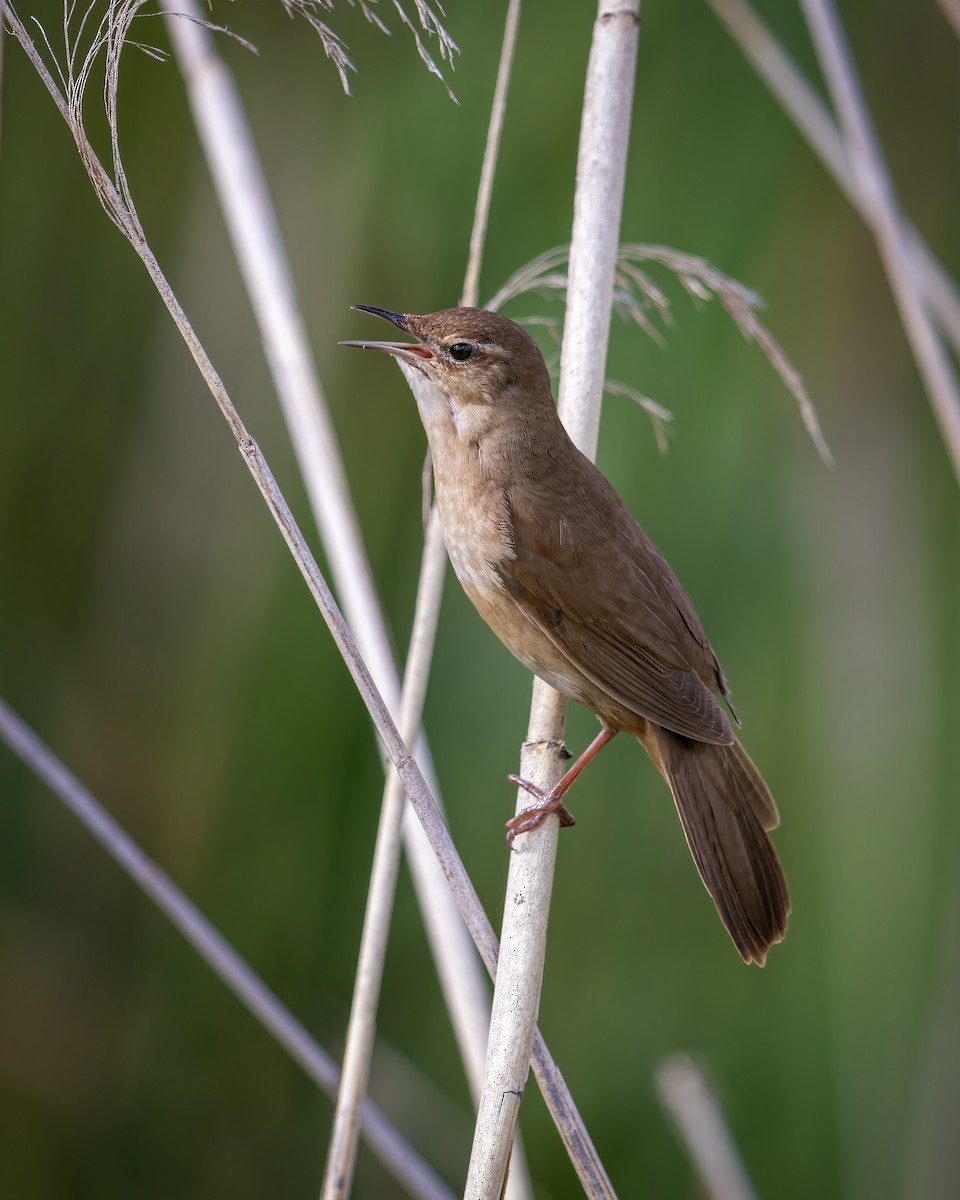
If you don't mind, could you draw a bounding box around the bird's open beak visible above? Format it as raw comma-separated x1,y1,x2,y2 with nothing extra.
340,305,434,364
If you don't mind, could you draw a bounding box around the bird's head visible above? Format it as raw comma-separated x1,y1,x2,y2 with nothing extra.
341,306,555,425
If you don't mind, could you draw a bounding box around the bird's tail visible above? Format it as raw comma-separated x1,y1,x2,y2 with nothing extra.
651,729,790,965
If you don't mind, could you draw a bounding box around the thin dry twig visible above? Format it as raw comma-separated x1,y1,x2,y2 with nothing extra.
656,1055,758,1200
490,243,833,465
0,697,455,1200
460,0,519,308
799,0,960,482
464,3,640,1196
704,0,960,360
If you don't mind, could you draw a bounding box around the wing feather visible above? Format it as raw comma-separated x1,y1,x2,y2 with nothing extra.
500,471,734,745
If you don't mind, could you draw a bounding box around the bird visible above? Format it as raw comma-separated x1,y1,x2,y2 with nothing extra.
342,305,789,965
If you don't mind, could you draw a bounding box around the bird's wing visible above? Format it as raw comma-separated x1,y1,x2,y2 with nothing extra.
499,473,734,745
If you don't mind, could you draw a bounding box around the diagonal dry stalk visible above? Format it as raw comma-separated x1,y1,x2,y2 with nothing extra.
655,1056,758,1200
705,0,960,396
0,697,454,1200
463,3,640,1196
4,1,610,1190
936,0,960,39
321,3,526,1197
797,0,960,482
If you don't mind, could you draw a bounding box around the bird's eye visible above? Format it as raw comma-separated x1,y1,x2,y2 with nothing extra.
448,342,474,362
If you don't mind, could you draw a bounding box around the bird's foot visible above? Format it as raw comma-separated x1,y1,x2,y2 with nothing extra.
505,775,576,847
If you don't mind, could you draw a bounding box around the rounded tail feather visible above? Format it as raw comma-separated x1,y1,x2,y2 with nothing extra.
653,729,790,965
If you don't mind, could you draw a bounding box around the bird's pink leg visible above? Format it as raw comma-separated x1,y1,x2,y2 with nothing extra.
506,727,618,846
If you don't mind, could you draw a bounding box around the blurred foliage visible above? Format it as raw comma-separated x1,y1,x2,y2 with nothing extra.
2,1,959,1197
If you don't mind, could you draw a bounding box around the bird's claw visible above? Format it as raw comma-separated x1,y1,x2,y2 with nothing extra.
505,774,576,847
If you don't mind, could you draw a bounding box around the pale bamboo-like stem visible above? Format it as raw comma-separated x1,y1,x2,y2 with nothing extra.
798,0,960,483
160,0,387,676
655,1056,758,1200
158,0,494,1160
5,6,609,1188
322,5,526,1196
464,3,640,1196
705,0,960,358
0,697,454,1200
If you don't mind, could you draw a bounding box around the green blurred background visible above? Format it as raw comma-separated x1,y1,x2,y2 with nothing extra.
2,1,959,1196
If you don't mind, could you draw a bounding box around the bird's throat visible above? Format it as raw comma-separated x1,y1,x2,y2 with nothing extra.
398,361,497,463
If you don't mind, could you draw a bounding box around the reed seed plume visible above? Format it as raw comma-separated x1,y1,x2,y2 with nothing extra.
490,243,833,465
282,0,459,98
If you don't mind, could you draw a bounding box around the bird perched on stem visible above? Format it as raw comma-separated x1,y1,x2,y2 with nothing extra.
343,306,789,965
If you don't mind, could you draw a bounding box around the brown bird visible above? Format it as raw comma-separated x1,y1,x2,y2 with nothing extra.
343,305,789,965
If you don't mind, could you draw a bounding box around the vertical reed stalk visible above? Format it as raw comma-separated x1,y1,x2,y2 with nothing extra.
464,3,640,1196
